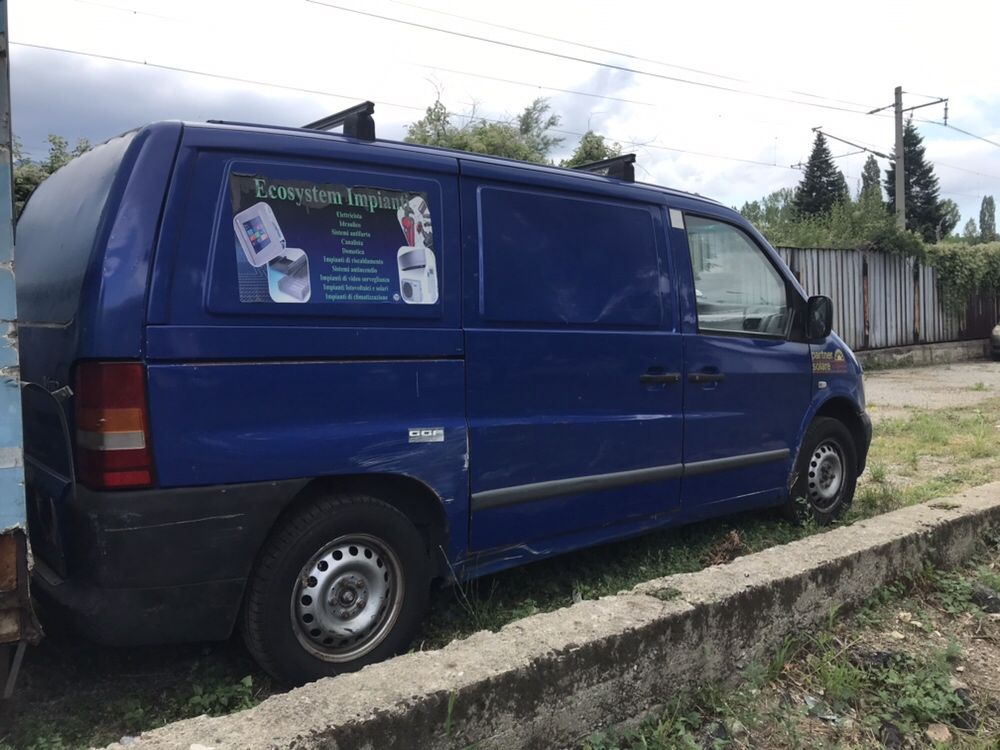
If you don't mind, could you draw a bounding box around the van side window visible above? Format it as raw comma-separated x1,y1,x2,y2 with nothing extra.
478,187,663,326
685,215,790,337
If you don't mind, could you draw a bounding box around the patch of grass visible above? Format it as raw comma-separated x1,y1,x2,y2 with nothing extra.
419,514,814,647
584,543,1000,749
0,647,267,750
868,460,888,484
969,381,990,391
977,566,1000,594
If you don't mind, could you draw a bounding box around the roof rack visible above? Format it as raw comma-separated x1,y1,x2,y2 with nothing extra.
303,101,376,141
572,153,636,183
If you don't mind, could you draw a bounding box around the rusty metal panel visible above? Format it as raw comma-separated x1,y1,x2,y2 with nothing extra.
0,0,30,649
772,246,998,351
0,533,13,591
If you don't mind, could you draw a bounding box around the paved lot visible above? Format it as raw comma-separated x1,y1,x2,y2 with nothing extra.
865,360,1000,422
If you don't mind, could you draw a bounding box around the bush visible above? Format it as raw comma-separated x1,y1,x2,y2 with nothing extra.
924,242,1000,309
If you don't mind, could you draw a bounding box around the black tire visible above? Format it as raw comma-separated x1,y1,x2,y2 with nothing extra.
242,493,431,686
784,417,858,525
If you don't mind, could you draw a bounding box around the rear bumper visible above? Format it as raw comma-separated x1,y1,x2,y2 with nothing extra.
29,478,308,645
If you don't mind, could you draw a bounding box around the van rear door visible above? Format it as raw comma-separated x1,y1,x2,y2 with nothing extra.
17,125,181,574
462,164,682,552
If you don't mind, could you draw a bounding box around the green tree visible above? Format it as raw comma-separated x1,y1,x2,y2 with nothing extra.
516,99,562,162
793,132,849,217
937,199,961,240
13,134,91,217
560,130,622,168
859,154,882,202
43,134,91,173
740,187,797,231
962,218,979,243
405,97,562,163
884,120,946,243
979,195,997,242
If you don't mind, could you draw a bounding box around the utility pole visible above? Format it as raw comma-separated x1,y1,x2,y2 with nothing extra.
869,88,948,232
894,86,905,230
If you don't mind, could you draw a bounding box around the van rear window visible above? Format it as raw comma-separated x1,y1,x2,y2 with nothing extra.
16,131,136,324
478,187,662,326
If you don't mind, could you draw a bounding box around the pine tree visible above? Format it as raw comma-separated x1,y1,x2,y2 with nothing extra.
793,132,850,217
884,120,945,242
859,155,882,202
979,195,997,242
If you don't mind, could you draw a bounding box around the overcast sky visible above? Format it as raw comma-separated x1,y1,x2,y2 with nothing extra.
10,0,1000,226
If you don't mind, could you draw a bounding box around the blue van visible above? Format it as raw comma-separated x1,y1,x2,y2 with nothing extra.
17,106,871,685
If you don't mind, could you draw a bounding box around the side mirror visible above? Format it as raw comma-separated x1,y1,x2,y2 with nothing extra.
806,295,833,340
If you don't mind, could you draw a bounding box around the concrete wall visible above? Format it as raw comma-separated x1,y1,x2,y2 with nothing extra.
106,483,1000,750
856,338,989,369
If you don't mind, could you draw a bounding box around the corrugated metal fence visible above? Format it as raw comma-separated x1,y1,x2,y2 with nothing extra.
775,247,1000,352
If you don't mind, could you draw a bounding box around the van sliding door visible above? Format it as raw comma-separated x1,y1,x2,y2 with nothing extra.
461,167,683,552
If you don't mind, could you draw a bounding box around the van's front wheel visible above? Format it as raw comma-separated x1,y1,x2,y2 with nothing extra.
242,494,430,685
785,417,858,525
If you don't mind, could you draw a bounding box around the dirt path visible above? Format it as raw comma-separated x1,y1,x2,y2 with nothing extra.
864,361,1000,422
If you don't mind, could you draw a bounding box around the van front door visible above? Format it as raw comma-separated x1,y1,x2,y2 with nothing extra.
461,169,683,553
678,213,810,510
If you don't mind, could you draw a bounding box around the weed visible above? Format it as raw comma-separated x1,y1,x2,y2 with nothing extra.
929,570,976,614
702,530,745,566
443,690,458,736
650,586,682,602
872,652,965,729
186,675,256,716
854,478,899,515
868,461,888,484
970,381,989,391
977,567,1000,594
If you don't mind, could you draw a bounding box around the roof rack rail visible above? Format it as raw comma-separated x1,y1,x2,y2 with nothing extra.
572,153,636,183
303,101,376,141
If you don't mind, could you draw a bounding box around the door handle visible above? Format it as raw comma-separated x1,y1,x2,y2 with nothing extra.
639,372,681,384
688,372,726,384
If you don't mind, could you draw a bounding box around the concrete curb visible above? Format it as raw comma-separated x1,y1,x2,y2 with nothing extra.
106,483,1000,750
856,338,989,369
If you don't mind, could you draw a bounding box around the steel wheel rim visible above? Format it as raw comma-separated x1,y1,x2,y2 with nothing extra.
291,533,404,662
808,440,844,511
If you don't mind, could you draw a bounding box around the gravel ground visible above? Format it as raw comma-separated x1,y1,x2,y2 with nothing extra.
864,360,1000,422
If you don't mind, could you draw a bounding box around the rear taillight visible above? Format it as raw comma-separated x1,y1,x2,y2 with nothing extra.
74,362,154,490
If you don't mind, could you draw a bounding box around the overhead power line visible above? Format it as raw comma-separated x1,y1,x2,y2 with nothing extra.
386,0,876,111
417,64,658,108
917,119,1000,149
304,0,876,116
387,0,744,84
11,41,798,173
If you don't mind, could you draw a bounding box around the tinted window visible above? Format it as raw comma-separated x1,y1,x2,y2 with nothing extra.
479,187,662,326
16,131,136,324
685,215,790,336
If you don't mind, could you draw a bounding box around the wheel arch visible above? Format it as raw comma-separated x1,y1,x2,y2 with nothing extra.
268,473,452,580
812,397,868,473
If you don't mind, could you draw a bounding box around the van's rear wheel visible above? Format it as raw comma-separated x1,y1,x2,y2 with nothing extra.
785,417,858,525
242,494,430,685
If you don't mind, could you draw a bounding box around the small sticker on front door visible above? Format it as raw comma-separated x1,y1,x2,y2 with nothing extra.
669,209,685,229
409,427,445,443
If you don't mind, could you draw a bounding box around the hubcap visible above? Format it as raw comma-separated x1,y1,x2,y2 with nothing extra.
808,441,844,510
291,534,404,662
